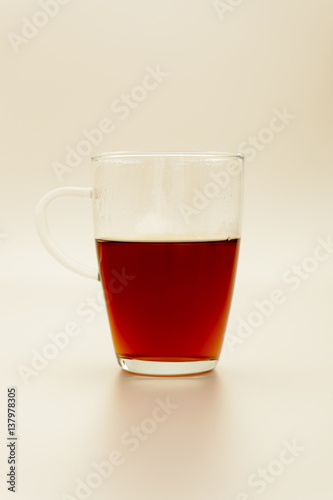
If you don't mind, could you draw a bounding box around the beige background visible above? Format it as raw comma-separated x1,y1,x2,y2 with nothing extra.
1,0,333,499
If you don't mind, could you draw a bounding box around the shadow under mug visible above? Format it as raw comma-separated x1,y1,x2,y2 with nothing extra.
36,152,244,376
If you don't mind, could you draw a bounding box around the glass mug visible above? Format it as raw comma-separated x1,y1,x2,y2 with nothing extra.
36,152,244,376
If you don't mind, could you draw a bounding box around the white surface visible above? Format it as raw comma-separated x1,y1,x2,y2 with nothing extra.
1,238,332,500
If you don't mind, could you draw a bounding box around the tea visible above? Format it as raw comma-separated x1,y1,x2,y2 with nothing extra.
96,239,239,363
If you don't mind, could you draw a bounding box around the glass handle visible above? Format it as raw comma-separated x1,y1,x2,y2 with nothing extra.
35,187,99,280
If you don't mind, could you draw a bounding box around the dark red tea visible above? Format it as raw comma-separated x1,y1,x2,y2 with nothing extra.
96,239,239,362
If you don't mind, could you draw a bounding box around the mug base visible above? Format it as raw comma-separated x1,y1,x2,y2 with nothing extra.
117,356,218,376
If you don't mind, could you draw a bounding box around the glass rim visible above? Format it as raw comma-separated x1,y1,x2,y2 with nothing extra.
91,151,244,162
